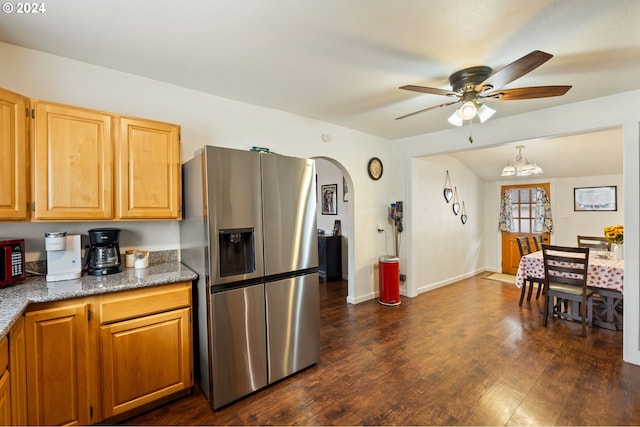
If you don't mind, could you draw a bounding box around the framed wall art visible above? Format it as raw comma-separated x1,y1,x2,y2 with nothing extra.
574,186,617,211
321,184,338,215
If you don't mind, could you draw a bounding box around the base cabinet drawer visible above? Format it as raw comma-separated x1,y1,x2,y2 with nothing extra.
100,307,193,418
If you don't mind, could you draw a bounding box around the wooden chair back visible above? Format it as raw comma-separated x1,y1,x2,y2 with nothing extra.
542,244,591,336
516,236,533,257
577,235,610,251
532,235,545,251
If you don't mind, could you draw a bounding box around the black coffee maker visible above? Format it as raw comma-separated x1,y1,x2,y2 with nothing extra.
86,228,122,276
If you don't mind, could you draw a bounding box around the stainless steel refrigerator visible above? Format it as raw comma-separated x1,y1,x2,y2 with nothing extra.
180,146,319,410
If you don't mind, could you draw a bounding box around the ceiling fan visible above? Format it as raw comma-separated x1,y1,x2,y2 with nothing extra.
396,50,571,126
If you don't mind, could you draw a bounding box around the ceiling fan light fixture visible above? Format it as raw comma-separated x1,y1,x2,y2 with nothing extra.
458,101,477,120
501,145,544,177
477,104,496,123
447,110,464,126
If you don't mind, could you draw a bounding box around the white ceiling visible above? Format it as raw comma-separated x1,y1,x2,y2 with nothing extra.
446,127,622,181
0,0,633,179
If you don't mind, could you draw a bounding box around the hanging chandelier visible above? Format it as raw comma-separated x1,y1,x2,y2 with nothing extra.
501,145,543,177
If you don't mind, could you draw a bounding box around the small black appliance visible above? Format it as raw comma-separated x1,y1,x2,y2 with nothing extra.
86,228,122,276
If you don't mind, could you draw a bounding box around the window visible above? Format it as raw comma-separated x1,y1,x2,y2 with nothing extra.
509,188,543,233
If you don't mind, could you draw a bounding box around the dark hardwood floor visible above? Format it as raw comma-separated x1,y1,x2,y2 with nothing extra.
123,274,640,425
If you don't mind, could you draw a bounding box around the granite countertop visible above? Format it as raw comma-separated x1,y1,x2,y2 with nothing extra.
0,261,198,340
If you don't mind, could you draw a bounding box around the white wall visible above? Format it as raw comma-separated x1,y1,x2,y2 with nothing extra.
0,41,392,304
551,175,624,246
408,155,484,296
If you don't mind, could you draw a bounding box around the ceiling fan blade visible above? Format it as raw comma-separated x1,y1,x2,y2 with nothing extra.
399,85,457,97
395,100,460,120
484,85,572,100
478,50,553,91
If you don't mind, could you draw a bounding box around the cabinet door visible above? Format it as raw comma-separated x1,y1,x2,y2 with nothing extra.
9,317,27,426
0,336,9,425
25,304,91,426
0,87,28,221
100,307,192,418
31,101,114,220
0,370,10,426
117,117,181,219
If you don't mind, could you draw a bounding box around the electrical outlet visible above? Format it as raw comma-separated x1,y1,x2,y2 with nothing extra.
399,274,406,282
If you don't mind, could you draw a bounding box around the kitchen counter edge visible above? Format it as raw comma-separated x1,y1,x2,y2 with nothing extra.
0,261,198,340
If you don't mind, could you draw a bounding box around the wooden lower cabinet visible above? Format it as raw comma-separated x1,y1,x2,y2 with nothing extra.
0,369,11,426
22,281,192,425
9,317,27,426
25,303,92,426
100,308,192,418
0,336,11,425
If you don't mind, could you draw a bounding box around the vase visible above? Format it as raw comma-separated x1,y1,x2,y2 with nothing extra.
611,243,624,260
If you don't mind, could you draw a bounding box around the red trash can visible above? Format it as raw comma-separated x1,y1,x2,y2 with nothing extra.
378,255,400,306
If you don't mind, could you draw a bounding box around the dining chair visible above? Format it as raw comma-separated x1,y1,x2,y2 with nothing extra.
577,235,611,251
516,236,544,305
532,235,545,251
542,244,593,337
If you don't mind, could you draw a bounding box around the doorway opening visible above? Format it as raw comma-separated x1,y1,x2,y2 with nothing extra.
313,157,353,308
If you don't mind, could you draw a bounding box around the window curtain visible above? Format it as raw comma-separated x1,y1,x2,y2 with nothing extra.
535,187,554,233
498,190,513,231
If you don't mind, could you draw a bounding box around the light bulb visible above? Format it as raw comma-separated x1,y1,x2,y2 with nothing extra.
458,101,477,120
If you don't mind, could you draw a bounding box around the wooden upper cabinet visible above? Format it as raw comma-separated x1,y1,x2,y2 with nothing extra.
0,87,29,221
31,101,114,220
1,86,182,222
116,117,181,219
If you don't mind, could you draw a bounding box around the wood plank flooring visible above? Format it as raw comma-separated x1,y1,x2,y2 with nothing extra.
122,274,640,425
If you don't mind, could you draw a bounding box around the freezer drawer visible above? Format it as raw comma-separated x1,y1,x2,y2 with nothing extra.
265,273,320,383
211,283,267,409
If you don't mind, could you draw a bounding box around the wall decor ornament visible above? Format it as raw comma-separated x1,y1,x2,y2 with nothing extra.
343,176,349,202
452,187,460,215
460,201,467,224
443,170,453,203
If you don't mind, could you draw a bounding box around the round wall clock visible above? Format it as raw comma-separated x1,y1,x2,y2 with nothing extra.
367,157,383,180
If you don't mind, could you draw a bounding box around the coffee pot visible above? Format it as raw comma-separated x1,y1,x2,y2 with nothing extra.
86,228,122,276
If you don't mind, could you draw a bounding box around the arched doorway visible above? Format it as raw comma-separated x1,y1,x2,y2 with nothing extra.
314,157,354,307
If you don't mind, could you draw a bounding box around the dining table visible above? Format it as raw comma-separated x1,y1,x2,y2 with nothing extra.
515,250,624,330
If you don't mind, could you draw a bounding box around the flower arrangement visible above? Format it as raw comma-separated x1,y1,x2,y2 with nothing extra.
604,225,623,244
